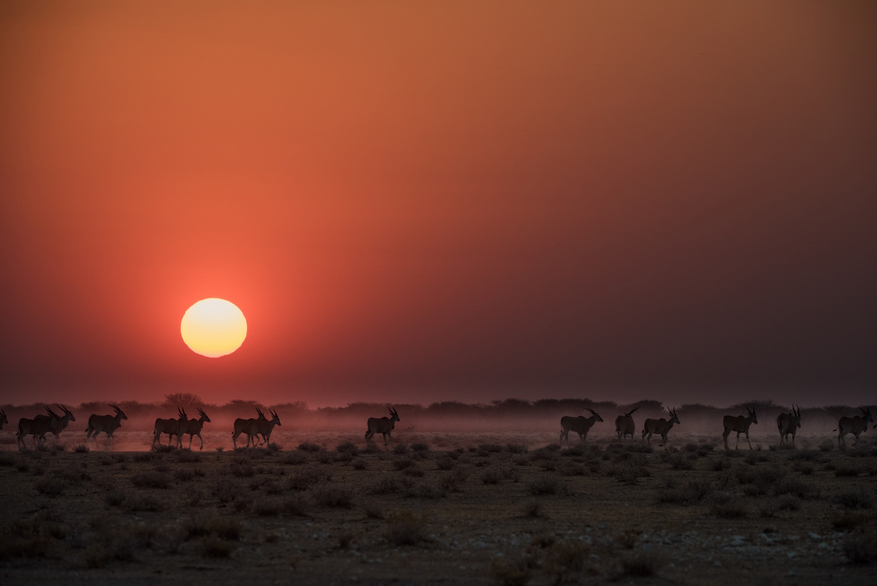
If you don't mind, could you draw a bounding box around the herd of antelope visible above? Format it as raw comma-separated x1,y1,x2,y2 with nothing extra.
3,403,876,452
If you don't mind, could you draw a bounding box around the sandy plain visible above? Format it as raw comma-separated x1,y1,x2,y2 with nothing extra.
1,430,876,585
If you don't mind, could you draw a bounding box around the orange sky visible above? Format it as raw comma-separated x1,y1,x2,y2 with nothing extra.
1,1,875,407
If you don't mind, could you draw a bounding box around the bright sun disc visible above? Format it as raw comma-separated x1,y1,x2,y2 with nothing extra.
181,298,247,358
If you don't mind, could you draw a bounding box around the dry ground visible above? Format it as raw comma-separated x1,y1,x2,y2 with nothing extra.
1,431,876,585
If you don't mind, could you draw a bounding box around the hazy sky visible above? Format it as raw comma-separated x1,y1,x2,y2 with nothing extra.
1,1,875,408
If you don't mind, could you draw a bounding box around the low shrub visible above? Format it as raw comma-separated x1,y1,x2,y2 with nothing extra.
131,471,171,489
529,476,567,496
384,511,428,546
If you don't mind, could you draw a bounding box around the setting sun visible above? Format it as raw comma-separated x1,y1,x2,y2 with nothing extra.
180,298,247,358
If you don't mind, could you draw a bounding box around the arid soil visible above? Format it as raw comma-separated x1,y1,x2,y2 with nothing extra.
1,431,876,585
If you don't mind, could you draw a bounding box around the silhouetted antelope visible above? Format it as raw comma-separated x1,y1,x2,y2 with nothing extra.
254,408,282,446
722,405,758,450
232,408,266,448
642,407,680,448
0,408,7,430
34,405,76,442
615,407,639,440
559,408,603,444
834,407,873,449
17,407,59,450
152,408,188,449
173,407,211,450
365,406,399,445
777,405,801,446
86,404,128,447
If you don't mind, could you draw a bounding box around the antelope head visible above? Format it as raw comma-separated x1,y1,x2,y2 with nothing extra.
269,408,281,426
197,408,210,422
255,408,266,420
746,405,757,424
793,404,801,428
0,409,7,425
861,407,873,425
110,404,128,420
668,407,680,425
44,405,61,419
58,405,75,421
586,408,603,422
178,407,188,420
388,406,400,422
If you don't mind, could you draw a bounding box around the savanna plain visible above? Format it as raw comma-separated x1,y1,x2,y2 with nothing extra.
2,427,877,586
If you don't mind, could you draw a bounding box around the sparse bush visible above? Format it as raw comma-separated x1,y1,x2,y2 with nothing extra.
200,536,236,558
351,458,367,470
176,450,201,463
666,453,695,470
211,476,242,503
174,469,195,482
184,515,241,541
831,511,875,532
370,476,405,495
777,495,801,511
843,529,877,564
411,442,429,452
506,443,528,454
297,442,322,452
658,479,713,504
313,485,354,508
253,497,283,516
336,442,359,455
35,476,66,497
436,456,456,470
282,494,310,517
281,451,308,465
131,471,171,489
620,551,663,577
543,539,587,583
819,440,835,452
490,557,532,586
522,499,546,518
836,490,873,510
712,501,747,518
392,444,409,455
104,490,125,507
122,493,164,512
384,511,427,546
835,464,862,477
393,458,417,471
710,458,732,471
529,476,567,496
287,467,331,491
133,452,160,463
73,444,89,453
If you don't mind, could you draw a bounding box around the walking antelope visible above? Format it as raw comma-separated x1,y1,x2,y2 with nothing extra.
615,407,639,440
722,405,758,450
834,407,873,449
85,404,128,447
232,408,266,448
34,405,76,441
642,407,680,448
173,408,211,450
559,408,604,444
253,408,282,446
0,408,7,430
777,405,802,446
152,408,188,449
365,406,400,445
17,407,59,450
